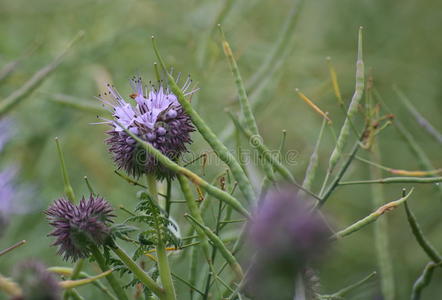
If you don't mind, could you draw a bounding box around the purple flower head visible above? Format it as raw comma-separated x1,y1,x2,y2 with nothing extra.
98,75,196,179
12,261,61,300
46,195,115,262
244,185,331,299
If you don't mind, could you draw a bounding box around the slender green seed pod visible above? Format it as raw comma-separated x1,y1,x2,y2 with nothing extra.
404,202,442,263
302,117,327,192
151,37,255,203
411,262,439,300
328,27,364,172
177,175,211,260
333,188,413,239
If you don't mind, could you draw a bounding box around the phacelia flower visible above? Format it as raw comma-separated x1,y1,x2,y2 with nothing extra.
98,75,196,179
12,261,61,300
46,195,115,262
244,185,331,300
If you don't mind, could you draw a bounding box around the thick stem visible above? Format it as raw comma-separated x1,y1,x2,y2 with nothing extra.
89,245,128,300
147,174,177,300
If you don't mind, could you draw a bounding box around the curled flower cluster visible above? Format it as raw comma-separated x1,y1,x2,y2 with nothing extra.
46,195,115,262
99,76,196,179
12,261,61,300
244,185,331,300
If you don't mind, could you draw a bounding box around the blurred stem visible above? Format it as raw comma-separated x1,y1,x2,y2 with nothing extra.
0,31,84,117
0,240,26,257
89,245,128,300
147,174,177,300
324,272,377,298
370,141,395,300
55,137,75,203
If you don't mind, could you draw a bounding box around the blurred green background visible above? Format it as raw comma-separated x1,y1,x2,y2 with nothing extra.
0,0,441,299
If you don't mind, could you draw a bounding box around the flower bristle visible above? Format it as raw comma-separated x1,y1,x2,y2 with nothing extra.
45,195,115,262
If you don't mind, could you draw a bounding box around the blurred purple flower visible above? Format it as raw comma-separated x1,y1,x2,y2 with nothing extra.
98,75,196,179
244,185,331,299
46,195,115,262
12,260,61,300
0,118,14,152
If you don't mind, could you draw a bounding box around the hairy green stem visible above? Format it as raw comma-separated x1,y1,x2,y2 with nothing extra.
89,245,128,300
147,175,177,300
111,245,165,298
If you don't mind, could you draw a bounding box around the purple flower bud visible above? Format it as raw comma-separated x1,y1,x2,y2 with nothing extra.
166,109,177,120
156,126,167,136
146,132,157,141
244,185,331,299
98,75,196,179
46,195,115,262
12,261,61,300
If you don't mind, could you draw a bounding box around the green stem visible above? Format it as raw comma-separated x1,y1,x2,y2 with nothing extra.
185,214,244,280
55,137,75,203
0,240,26,257
411,262,440,300
339,176,442,185
228,113,321,201
111,245,165,298
152,36,255,203
326,272,377,298
89,245,128,300
404,202,442,263
177,175,211,260
147,174,177,300
370,141,395,300
116,120,249,218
